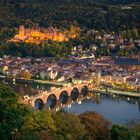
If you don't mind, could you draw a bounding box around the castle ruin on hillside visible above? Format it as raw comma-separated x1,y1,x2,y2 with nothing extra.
10,25,70,44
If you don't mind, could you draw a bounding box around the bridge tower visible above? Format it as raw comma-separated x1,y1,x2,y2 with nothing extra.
96,71,101,87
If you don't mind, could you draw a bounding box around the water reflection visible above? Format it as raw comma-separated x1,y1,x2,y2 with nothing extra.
59,91,69,104
64,94,140,124
35,98,44,110
71,88,79,101
2,80,53,96
81,86,88,97
46,94,57,109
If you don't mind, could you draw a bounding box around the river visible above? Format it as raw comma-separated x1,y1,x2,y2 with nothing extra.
64,95,140,124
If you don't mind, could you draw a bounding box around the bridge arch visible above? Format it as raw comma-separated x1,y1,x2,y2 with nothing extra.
81,85,89,97
46,94,57,109
34,98,44,110
59,90,69,105
71,87,79,101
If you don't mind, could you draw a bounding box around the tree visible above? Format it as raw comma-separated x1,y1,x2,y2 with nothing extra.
130,123,140,140
126,30,132,40
79,111,111,140
69,22,81,39
0,84,18,112
18,133,40,140
132,28,139,39
110,125,134,140
35,130,52,140
0,84,31,140
22,70,32,80
53,111,86,140
20,110,56,137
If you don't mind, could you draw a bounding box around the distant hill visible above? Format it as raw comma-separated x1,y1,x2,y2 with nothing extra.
0,0,139,31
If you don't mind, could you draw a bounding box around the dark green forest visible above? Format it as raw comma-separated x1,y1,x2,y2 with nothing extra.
0,0,139,30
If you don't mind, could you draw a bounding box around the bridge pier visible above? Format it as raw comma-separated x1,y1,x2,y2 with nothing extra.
28,99,34,108
55,96,72,109
66,96,72,105
42,104,48,110
55,99,61,109
78,94,84,99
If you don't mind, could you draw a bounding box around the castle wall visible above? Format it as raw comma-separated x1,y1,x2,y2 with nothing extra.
11,25,69,43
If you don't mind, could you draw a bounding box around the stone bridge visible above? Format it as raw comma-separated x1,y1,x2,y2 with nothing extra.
25,82,93,109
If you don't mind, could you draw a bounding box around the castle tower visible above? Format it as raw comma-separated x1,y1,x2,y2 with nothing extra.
58,32,63,42
19,25,25,36
53,28,59,41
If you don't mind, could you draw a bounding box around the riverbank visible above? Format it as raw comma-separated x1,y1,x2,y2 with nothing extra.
0,75,64,87
91,87,140,98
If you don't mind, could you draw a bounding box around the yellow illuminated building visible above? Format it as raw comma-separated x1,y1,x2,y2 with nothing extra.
10,25,70,44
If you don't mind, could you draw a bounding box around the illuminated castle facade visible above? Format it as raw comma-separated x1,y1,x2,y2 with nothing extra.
10,25,69,44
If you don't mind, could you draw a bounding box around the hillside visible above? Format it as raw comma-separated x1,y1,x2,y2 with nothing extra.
0,0,139,31
0,0,139,58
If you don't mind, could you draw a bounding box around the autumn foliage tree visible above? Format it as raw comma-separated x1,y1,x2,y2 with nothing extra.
79,111,111,140
53,111,86,140
22,70,32,80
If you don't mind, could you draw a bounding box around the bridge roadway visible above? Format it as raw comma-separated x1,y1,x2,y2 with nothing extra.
24,82,93,108
91,88,140,98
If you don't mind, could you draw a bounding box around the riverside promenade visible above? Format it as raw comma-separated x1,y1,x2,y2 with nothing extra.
91,88,140,98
